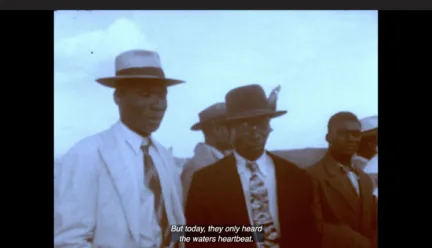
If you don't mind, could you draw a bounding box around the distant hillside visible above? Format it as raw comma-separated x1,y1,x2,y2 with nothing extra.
272,148,327,168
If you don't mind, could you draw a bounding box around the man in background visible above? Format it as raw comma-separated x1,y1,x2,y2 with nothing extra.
55,49,185,248
353,115,378,196
308,112,377,248
364,156,378,197
186,85,320,248
353,115,378,170
181,102,233,201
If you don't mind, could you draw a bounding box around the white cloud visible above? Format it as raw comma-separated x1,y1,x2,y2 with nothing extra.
55,18,156,72
55,17,159,157
54,11,377,158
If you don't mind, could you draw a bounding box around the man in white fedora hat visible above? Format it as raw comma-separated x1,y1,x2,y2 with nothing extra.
352,115,378,196
55,49,186,248
181,102,233,202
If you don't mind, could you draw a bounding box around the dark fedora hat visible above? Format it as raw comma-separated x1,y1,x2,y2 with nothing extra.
95,49,185,88
191,102,227,131
225,84,287,121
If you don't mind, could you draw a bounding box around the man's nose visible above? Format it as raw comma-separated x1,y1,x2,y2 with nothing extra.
348,133,360,141
250,129,263,139
152,98,167,110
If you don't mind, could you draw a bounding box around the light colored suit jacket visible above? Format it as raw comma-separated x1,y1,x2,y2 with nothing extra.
54,122,185,248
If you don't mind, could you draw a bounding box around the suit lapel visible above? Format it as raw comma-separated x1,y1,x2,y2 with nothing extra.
358,171,374,234
323,156,359,212
217,155,250,225
150,139,185,227
270,153,290,237
269,152,317,245
99,123,141,243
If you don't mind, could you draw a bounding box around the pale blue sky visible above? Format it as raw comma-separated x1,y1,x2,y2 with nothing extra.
54,10,377,158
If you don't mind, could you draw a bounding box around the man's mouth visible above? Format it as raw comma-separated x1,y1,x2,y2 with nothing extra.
148,114,164,121
147,116,163,126
148,117,161,121
249,142,263,150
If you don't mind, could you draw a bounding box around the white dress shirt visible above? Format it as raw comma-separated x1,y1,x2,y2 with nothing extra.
234,151,280,247
118,122,163,247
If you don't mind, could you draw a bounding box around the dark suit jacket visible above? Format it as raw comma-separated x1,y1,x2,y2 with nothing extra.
307,154,378,248
185,152,321,248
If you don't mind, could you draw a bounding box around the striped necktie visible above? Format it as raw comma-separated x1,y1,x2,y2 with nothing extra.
141,140,169,247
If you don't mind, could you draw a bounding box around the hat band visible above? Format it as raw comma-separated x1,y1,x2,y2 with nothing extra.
116,67,166,78
199,117,225,124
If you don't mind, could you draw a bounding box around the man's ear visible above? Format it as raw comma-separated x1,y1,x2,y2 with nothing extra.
114,89,121,105
325,133,330,143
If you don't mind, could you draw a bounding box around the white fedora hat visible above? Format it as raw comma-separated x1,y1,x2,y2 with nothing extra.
360,115,378,133
95,49,185,88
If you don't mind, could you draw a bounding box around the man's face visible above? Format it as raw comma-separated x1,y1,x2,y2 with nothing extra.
231,116,271,158
327,120,362,156
116,81,168,135
361,133,378,153
206,122,233,151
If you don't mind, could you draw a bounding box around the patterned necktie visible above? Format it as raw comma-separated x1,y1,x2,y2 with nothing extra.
141,141,169,247
247,161,280,248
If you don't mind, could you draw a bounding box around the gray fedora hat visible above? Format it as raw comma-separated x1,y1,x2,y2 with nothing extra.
225,84,287,121
95,49,185,88
191,102,227,131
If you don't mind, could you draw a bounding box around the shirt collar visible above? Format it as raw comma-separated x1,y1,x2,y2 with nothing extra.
203,143,224,160
117,121,151,155
234,150,268,176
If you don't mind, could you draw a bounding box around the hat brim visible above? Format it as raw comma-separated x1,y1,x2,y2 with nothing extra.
226,109,287,122
191,122,203,131
95,75,185,88
362,128,378,137
190,118,228,131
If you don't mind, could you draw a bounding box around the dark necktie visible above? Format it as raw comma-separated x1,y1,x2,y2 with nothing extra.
340,164,360,196
141,141,169,247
